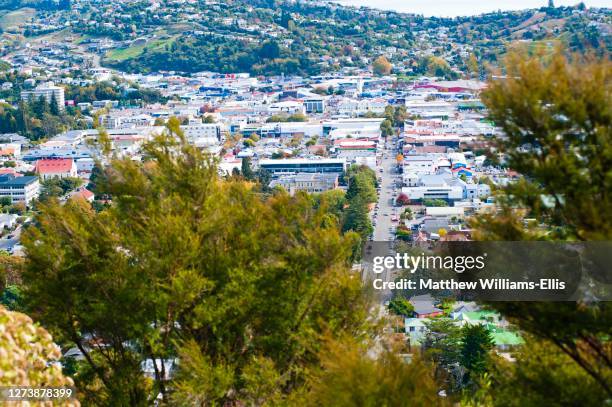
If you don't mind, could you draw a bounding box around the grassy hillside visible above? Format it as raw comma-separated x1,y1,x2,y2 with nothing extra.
0,7,35,30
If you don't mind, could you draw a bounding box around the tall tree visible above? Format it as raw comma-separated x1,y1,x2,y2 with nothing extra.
240,156,255,180
461,325,494,381
50,92,60,116
372,56,392,76
21,119,372,405
475,49,612,401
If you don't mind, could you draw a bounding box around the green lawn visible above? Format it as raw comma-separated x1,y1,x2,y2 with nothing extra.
105,37,176,61
0,7,36,30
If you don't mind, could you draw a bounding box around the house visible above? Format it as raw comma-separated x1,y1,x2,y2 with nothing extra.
405,317,428,346
0,174,40,205
451,306,524,351
410,294,443,318
35,158,78,180
69,187,95,203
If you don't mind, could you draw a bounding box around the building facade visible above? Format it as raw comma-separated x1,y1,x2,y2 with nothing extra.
270,173,338,195
0,175,40,205
260,158,347,175
21,82,65,111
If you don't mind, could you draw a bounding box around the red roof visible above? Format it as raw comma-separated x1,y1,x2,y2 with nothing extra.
35,158,75,174
70,187,94,202
0,168,21,176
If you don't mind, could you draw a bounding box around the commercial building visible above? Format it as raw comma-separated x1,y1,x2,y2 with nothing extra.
260,158,347,175
0,174,40,205
270,173,339,195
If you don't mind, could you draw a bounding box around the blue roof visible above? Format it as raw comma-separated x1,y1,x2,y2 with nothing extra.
0,175,38,186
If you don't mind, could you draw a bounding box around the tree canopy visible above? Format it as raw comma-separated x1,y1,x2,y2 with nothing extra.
21,120,373,405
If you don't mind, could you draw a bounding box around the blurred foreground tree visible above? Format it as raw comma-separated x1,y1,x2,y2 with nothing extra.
21,118,373,405
475,49,612,402
0,306,78,406
302,336,446,407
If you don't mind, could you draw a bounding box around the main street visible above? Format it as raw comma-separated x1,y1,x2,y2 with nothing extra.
373,136,401,242
364,135,402,304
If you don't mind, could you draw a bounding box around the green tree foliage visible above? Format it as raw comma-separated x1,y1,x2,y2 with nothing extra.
474,49,612,401
64,80,166,105
0,94,86,141
0,284,24,312
380,118,394,137
342,196,373,241
304,337,446,407
346,166,377,204
393,105,408,127
479,50,611,241
461,324,494,382
267,113,308,123
388,297,415,316
240,156,255,180
422,318,463,390
341,165,377,243
372,55,392,76
488,337,610,406
423,198,448,207
313,189,347,227
39,177,83,201
21,120,372,405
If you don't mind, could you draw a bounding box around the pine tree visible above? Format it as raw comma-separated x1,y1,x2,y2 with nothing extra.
49,92,60,116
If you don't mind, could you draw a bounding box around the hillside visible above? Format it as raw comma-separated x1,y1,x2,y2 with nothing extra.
3,0,611,76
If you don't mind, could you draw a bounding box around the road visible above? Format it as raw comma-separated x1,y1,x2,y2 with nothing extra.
0,225,23,253
365,136,402,303
373,137,401,241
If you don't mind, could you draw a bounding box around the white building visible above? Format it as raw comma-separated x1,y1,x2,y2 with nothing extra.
401,173,464,202
270,173,339,195
181,123,222,140
21,82,65,111
0,175,40,205
337,98,386,116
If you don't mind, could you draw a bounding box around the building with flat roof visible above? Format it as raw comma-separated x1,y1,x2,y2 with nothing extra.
260,158,347,175
0,174,40,205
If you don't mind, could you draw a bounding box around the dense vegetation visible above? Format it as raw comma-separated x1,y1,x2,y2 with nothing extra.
471,50,612,404
83,0,609,75
20,119,374,404
0,73,165,140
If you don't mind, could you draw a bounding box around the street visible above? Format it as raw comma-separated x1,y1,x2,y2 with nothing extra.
0,225,23,254
366,136,402,303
